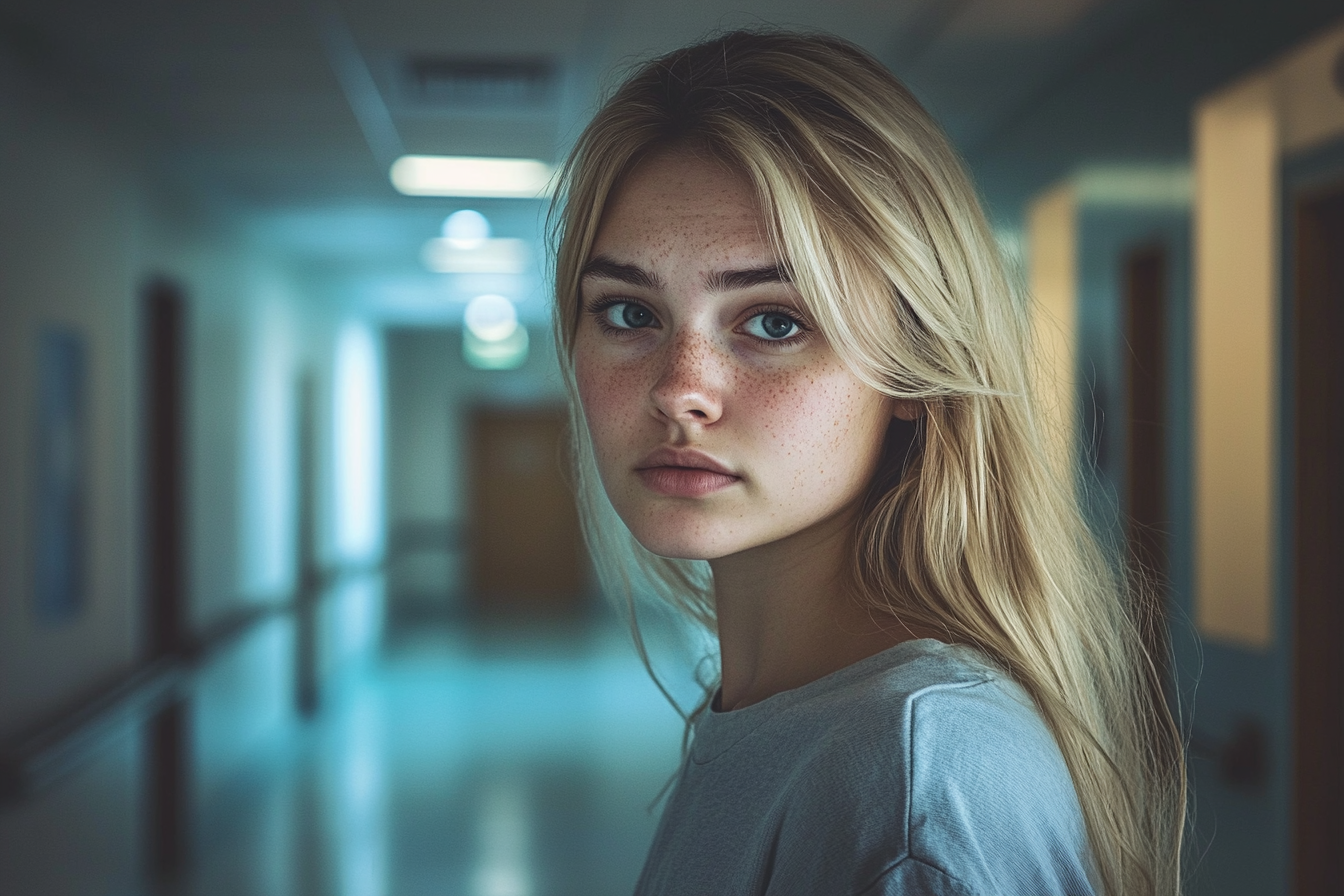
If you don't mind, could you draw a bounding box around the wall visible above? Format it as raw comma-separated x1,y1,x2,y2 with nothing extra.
1023,16,1344,881
0,50,147,743
0,51,147,896
0,45,384,895
1182,22,1344,895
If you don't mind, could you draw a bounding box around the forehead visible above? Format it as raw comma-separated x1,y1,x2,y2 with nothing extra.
590,151,775,265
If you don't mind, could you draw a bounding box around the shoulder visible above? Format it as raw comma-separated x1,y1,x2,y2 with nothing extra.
906,661,1076,809
901,654,1098,895
780,642,1097,895
793,640,1025,775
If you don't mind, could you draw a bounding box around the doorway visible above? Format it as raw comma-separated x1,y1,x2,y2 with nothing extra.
467,407,588,617
141,277,189,881
1122,243,1171,671
1290,181,1344,896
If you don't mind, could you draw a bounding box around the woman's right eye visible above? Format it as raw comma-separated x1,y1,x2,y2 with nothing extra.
601,302,658,330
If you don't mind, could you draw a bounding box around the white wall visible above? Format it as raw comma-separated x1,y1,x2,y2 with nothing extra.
0,45,383,896
0,53,145,741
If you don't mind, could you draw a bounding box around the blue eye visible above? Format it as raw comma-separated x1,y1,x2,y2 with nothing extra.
744,312,801,340
604,302,656,329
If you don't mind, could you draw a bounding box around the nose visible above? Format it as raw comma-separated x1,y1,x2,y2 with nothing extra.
649,328,725,427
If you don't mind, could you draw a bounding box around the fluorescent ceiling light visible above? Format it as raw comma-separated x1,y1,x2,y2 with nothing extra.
390,155,554,198
422,237,528,274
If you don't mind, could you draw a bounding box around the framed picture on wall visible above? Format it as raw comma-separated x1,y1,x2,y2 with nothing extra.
34,325,87,623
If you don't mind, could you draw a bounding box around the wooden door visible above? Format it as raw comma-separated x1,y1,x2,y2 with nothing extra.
1290,181,1344,896
467,407,587,616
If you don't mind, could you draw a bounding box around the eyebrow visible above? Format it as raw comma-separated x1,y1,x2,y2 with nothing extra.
580,255,791,293
579,257,664,291
705,264,791,292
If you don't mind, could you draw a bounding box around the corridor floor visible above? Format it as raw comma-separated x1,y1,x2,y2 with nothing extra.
178,620,692,896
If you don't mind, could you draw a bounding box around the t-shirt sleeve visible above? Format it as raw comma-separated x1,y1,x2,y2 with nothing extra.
902,680,1098,896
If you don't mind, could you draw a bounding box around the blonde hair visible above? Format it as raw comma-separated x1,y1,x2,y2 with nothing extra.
551,30,1185,896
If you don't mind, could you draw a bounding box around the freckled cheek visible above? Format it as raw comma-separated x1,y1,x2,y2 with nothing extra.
741,372,841,440
575,351,645,457
747,373,887,486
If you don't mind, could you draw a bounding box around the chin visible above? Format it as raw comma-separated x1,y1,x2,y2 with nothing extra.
622,516,741,562
629,531,723,562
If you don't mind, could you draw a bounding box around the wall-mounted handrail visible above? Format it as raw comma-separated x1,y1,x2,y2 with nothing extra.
0,562,376,807
0,600,294,805
0,657,185,802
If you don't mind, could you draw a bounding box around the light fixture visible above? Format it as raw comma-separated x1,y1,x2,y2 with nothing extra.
442,209,490,248
390,155,554,198
422,238,528,274
463,326,528,371
423,209,530,274
463,294,518,342
462,294,528,370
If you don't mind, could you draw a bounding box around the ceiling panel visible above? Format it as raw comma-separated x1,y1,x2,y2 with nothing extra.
948,0,1100,38
395,116,562,160
342,0,591,56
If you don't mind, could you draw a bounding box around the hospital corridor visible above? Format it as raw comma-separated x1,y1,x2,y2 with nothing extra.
2,0,1344,894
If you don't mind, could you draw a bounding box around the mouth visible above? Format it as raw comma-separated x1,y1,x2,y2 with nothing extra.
634,448,741,498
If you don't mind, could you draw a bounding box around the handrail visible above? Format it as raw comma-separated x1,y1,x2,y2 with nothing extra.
0,601,294,805
0,657,186,802
0,563,377,806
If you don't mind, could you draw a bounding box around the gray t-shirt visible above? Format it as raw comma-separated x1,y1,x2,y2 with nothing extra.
635,639,1097,895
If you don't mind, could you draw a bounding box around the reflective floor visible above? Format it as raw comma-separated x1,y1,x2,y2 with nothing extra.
0,613,693,896
178,621,689,896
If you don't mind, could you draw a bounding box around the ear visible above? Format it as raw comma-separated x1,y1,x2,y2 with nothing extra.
892,399,924,422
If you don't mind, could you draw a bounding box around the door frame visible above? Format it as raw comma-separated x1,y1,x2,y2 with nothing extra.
1281,136,1344,896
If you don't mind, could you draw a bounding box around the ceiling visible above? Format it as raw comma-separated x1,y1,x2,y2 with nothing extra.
0,0,1161,197
1,0,1339,321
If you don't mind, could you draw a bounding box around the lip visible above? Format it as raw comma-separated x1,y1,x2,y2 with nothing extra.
634,447,741,497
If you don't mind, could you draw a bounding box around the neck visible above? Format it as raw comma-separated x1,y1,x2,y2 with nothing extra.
708,504,916,711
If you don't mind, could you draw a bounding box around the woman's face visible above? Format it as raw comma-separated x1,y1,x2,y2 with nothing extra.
573,151,899,561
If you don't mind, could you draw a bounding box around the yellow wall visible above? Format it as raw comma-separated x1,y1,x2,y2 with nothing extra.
1192,20,1344,648
1026,182,1078,470
1192,76,1279,648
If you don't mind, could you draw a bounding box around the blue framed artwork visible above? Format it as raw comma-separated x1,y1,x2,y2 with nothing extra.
34,326,87,623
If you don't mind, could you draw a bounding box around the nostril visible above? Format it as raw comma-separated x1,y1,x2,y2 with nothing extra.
689,409,708,419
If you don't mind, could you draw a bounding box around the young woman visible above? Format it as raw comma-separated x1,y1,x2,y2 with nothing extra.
551,30,1185,896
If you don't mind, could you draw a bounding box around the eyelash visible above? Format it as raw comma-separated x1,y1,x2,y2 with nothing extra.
584,297,813,347
740,305,812,345
585,298,656,337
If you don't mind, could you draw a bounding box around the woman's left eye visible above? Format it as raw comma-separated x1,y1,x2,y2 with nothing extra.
742,312,803,341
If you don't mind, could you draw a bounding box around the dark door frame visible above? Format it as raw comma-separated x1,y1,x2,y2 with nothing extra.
1121,241,1173,676
142,277,190,885
1283,140,1344,896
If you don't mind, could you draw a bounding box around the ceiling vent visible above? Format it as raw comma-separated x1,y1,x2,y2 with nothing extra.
398,57,558,112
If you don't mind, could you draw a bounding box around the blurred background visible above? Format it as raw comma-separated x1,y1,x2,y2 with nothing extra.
1,1,1342,894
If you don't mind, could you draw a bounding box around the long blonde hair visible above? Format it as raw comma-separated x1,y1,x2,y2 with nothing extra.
550,30,1185,896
